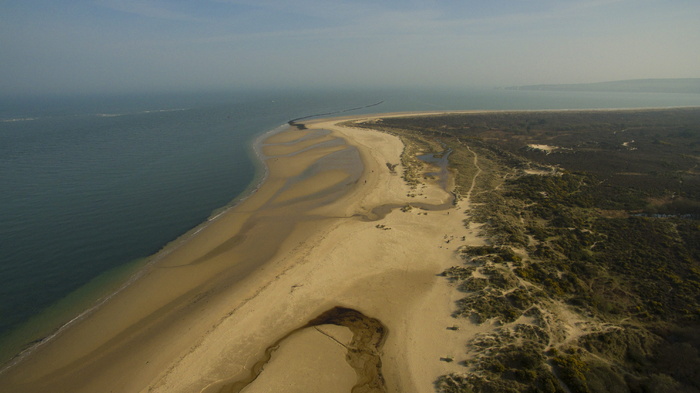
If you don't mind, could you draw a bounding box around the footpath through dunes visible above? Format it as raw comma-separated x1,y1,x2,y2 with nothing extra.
1,115,485,393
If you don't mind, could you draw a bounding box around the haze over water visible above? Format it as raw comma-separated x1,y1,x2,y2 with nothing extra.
1,87,700,363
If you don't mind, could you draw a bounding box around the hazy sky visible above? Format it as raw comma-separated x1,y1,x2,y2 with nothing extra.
1,0,698,96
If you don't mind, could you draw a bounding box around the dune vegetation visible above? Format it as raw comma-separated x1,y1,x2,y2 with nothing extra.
352,108,700,393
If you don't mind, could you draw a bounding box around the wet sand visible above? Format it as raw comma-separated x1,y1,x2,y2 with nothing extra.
0,114,487,393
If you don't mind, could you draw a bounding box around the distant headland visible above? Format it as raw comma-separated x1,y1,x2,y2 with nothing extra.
507,78,700,94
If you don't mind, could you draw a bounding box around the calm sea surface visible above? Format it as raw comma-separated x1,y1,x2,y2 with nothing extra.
1,87,699,363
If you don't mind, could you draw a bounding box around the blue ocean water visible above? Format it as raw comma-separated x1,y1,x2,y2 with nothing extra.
1,87,699,363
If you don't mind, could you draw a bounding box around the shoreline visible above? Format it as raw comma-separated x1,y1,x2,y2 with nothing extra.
0,122,293,372
0,117,397,392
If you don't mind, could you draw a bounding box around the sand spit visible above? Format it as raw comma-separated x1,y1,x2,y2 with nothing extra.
0,115,488,393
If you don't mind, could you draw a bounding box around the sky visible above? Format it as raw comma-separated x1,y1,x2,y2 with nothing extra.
1,0,699,96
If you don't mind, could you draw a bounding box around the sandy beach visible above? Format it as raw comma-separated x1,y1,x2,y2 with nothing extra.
0,113,488,393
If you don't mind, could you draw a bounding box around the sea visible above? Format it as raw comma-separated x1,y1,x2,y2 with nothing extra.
1,87,699,364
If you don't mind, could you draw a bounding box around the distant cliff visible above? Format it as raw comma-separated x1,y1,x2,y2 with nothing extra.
507,78,700,94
